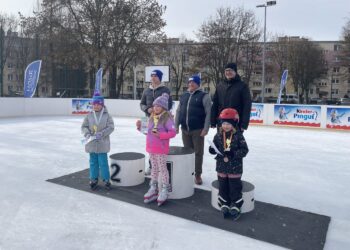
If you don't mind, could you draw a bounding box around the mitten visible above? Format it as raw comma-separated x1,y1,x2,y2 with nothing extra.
209,146,216,155
95,132,103,140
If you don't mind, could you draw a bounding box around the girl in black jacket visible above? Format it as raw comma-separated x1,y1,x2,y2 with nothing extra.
209,108,249,220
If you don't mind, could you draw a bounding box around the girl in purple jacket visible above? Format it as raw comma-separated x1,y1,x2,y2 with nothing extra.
137,93,176,206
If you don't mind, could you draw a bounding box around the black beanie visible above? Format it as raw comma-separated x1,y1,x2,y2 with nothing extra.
225,63,237,73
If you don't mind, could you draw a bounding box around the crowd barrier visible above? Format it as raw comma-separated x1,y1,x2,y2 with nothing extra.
0,97,349,130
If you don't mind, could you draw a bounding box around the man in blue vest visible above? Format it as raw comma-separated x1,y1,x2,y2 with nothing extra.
175,75,212,185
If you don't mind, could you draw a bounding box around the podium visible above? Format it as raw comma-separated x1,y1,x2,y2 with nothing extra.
109,152,145,186
211,180,255,213
160,146,195,199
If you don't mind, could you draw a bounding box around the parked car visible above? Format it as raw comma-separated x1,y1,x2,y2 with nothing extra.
280,94,298,104
336,98,350,106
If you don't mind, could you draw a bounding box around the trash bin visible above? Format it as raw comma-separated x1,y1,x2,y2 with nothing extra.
109,152,145,187
211,180,255,213
158,146,195,199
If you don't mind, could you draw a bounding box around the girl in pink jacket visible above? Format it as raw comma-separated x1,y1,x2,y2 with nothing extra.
137,93,176,206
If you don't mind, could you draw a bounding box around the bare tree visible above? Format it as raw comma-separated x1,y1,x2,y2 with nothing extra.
0,13,19,96
104,0,165,98
287,39,325,103
195,7,261,87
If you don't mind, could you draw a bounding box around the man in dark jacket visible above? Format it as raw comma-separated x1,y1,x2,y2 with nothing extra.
140,69,173,117
211,63,252,131
175,75,212,185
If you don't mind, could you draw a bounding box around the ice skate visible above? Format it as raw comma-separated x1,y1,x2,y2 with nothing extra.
221,205,231,219
157,184,169,206
229,206,241,221
89,179,98,190
144,180,158,203
104,180,112,190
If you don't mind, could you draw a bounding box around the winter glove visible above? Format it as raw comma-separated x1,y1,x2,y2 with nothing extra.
209,146,216,155
95,132,103,140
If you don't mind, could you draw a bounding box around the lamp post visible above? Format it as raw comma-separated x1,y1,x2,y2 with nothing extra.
256,1,276,103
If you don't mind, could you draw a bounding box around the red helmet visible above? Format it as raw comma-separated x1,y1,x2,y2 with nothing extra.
219,108,239,122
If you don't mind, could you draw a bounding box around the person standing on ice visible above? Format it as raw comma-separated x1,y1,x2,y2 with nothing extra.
211,63,252,131
175,75,212,185
137,93,176,206
140,69,173,175
209,108,249,220
81,91,115,190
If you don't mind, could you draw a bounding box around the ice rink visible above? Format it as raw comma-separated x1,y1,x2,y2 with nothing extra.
0,116,349,250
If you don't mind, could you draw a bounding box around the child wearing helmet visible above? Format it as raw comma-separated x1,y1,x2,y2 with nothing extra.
209,108,249,220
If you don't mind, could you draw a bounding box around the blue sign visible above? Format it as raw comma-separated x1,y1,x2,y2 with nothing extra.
23,60,42,98
95,68,103,92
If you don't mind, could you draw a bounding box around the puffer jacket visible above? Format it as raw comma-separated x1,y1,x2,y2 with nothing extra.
81,107,114,153
146,112,176,154
140,84,173,116
211,74,252,130
209,130,249,174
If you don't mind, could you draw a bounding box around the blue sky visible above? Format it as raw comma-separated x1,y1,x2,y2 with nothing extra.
2,0,350,41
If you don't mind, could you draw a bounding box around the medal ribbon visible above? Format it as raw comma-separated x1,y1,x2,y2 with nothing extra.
92,107,104,134
223,131,233,150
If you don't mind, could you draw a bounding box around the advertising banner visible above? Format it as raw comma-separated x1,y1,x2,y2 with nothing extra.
95,68,103,92
72,99,92,114
277,69,288,104
24,60,42,98
250,103,264,124
326,107,350,130
274,105,321,127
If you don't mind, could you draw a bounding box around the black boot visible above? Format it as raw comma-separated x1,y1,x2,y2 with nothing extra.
89,178,98,190
228,178,243,220
218,176,231,218
104,180,111,190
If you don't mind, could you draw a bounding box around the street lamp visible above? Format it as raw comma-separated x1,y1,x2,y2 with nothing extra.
256,1,276,103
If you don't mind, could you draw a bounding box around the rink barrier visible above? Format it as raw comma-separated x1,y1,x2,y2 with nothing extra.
0,98,349,130
211,180,255,213
109,152,145,186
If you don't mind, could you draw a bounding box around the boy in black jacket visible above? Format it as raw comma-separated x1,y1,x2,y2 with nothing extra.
209,108,249,220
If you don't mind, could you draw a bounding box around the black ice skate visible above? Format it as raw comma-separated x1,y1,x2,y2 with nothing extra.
104,180,111,190
89,179,98,190
221,205,231,219
229,206,241,221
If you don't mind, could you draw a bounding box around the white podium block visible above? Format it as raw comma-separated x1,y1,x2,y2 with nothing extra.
211,180,255,213
159,146,195,199
109,152,145,187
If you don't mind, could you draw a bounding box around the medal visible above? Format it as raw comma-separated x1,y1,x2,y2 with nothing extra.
152,115,159,133
224,157,229,162
93,125,97,134
226,138,231,149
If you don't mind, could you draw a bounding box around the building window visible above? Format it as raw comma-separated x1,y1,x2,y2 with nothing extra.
334,44,341,51
335,57,340,62
8,86,13,91
333,67,340,73
127,86,133,91
331,89,339,95
331,79,339,84
253,81,261,86
265,88,272,93
309,89,314,94
7,63,13,68
8,74,13,81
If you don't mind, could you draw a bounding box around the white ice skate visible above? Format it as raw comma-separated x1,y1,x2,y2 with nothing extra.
157,184,169,206
144,181,158,203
